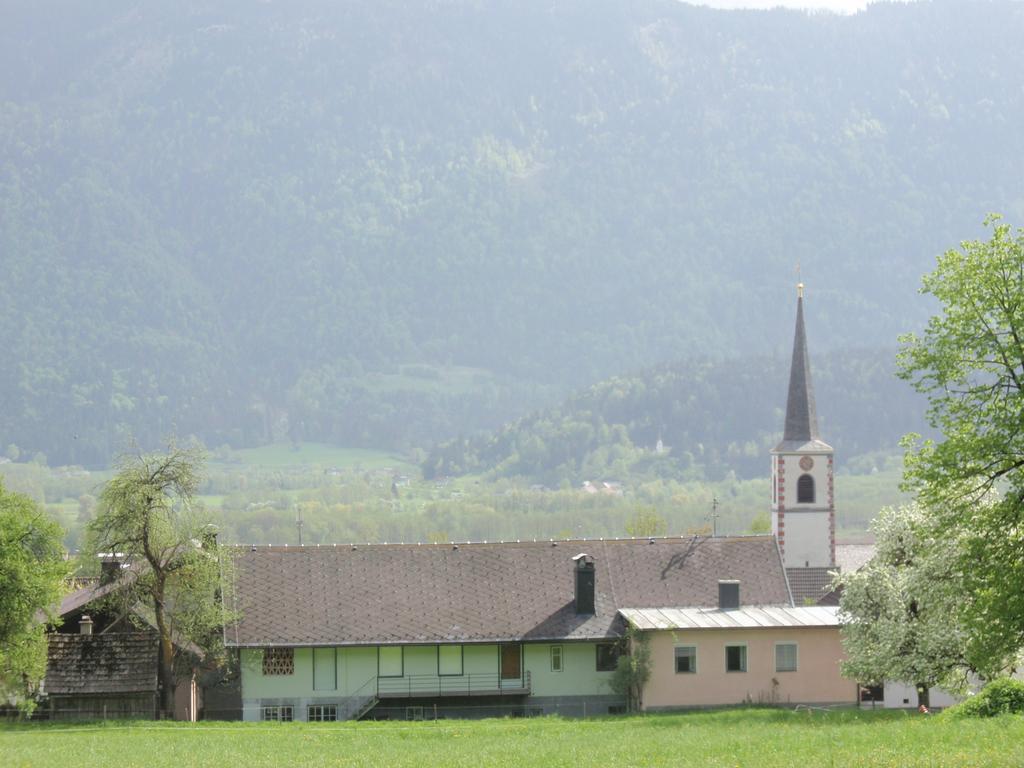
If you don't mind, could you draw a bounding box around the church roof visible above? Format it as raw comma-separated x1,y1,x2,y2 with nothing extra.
775,289,831,453
785,567,834,605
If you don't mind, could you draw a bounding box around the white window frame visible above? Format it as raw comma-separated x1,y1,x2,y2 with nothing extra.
725,643,747,673
674,645,697,674
775,642,798,673
307,704,338,722
550,645,563,673
261,705,294,722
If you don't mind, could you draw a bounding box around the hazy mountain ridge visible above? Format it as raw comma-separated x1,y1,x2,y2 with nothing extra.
1,0,1021,464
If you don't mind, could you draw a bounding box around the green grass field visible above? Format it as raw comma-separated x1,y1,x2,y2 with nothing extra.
2,709,1021,768
215,443,416,472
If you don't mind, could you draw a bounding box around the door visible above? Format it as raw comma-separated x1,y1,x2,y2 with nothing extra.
500,644,521,680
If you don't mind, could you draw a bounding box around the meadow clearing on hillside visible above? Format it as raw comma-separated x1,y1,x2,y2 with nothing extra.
2,709,1021,768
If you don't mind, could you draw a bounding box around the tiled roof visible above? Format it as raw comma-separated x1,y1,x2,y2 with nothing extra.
835,543,875,573
786,567,835,605
227,536,791,647
56,579,126,619
44,632,158,695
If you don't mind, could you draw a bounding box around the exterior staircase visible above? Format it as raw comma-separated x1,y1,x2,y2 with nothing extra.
340,677,379,721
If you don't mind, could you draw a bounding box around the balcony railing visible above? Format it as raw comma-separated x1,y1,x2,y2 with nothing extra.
376,671,531,699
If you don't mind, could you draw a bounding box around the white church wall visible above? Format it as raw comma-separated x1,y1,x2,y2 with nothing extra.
781,510,832,568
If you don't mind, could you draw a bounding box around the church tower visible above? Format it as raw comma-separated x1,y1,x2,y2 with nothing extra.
771,283,835,572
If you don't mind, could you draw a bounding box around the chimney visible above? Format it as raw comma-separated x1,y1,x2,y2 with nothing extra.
573,553,595,615
79,615,93,635
99,553,123,584
718,580,740,610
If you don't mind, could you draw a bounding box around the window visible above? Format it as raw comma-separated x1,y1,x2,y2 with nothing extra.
859,684,884,703
775,643,798,672
379,646,403,677
674,646,697,674
725,644,747,673
550,645,563,673
797,474,815,504
307,705,337,722
261,705,294,722
596,643,621,672
262,648,294,676
438,645,463,676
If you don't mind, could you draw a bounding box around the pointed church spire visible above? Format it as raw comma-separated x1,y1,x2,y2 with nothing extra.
782,284,819,443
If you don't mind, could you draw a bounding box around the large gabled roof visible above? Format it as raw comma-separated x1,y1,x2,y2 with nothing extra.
226,536,792,647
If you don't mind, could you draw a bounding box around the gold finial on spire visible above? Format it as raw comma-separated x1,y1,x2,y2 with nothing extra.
795,261,804,298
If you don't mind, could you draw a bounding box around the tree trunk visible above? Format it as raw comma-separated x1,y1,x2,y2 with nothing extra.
153,588,176,719
916,683,931,710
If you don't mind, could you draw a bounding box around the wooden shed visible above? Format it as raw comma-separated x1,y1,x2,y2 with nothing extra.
43,631,159,719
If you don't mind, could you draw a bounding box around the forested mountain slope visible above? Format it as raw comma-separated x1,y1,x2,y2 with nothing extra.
424,347,926,484
1,0,1022,464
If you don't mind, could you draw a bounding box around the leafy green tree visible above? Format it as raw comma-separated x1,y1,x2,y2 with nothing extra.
624,506,668,538
835,504,967,709
609,628,652,713
898,216,1024,673
0,481,67,713
87,444,232,719
748,511,771,535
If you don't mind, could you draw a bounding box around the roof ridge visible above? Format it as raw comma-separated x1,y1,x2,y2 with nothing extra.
237,534,776,550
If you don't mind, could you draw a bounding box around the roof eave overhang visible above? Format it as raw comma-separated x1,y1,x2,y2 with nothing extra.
225,631,625,649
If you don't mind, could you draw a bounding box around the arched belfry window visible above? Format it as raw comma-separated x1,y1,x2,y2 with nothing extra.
797,474,815,504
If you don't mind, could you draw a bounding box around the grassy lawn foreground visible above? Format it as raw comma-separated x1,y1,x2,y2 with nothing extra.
2,709,1022,768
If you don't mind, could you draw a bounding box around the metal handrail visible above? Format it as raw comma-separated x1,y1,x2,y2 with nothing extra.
376,670,531,697
339,675,380,720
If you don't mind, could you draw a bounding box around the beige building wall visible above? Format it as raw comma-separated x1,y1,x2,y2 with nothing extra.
641,627,857,710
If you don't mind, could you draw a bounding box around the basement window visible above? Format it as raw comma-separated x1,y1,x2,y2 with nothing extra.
261,705,294,722
307,704,338,722
262,648,294,676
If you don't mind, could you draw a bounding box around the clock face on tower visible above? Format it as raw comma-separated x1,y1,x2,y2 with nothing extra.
799,456,814,471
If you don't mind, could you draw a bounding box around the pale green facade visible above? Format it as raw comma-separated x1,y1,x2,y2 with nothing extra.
241,641,621,721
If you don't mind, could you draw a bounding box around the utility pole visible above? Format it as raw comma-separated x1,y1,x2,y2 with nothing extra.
296,506,304,546
710,497,720,538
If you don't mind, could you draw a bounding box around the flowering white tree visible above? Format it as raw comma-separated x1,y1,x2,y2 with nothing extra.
836,503,967,708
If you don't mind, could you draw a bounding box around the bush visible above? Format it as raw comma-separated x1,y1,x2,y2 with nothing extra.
948,678,1024,718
